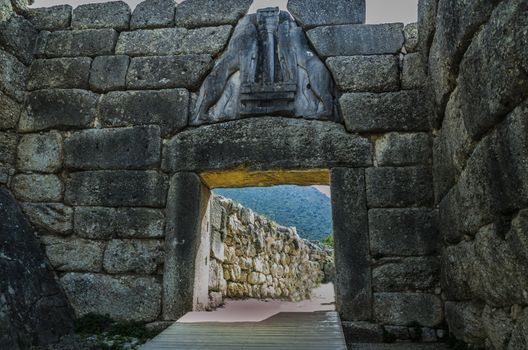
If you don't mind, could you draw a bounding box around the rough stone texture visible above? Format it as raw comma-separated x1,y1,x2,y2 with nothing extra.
341,321,384,344
287,0,365,29
97,89,189,137
114,208,165,238
38,29,118,58
21,203,72,235
20,89,98,132
508,308,528,350
103,239,163,274
72,1,130,30
404,23,418,53
61,273,161,322
64,126,161,170
174,0,252,28
130,0,175,29
366,167,434,208
12,174,63,202
89,55,129,92
41,235,105,272
482,306,513,350
0,92,21,130
163,117,373,172
0,49,27,102
73,207,115,239
17,132,62,172
445,302,486,346
116,26,231,57
0,15,38,65
417,0,437,55
326,55,400,92
402,53,427,90
340,90,430,133
126,55,212,90
307,23,404,58
25,5,72,31
374,293,443,327
0,187,74,349
28,58,92,91
375,132,432,166
369,209,438,257
0,131,17,180
372,257,439,292
64,171,168,207
0,0,13,23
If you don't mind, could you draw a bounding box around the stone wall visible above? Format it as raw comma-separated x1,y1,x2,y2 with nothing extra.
426,0,528,348
207,195,334,308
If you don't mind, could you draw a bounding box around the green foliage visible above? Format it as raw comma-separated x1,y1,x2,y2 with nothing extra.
214,185,331,240
322,233,334,248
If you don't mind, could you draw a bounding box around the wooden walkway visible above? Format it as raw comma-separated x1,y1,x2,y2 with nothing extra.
140,311,347,350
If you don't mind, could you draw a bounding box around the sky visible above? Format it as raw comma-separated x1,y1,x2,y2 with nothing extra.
31,0,419,24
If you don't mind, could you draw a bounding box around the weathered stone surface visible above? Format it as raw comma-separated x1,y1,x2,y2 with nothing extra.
97,89,189,137
0,15,38,65
163,117,373,172
482,306,513,350
126,55,211,90
25,5,72,31
374,293,443,327
64,126,161,170
174,0,252,28
375,132,432,166
12,174,63,202
0,49,27,102
366,167,434,208
89,55,129,92
210,230,224,262
20,89,98,132
0,92,21,129
445,301,486,346
21,203,72,234
402,53,427,90
74,206,115,239
288,0,365,29
508,308,528,350
64,171,168,207
326,55,399,92
373,257,439,292
457,0,528,139
39,29,118,58
341,321,384,344
417,0,437,55
41,235,105,272
61,273,161,322
341,90,430,133
0,132,17,177
72,1,130,30
404,23,418,53
0,0,13,23
131,0,174,29
17,132,62,172
307,23,404,58
116,26,231,56
103,239,163,274
0,187,74,349
28,58,92,91
369,209,438,257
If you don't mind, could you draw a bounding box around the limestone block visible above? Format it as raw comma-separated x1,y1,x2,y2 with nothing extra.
482,306,513,350
60,273,161,322
38,29,118,58
403,23,418,53
341,321,384,344
369,208,438,256
17,132,62,172
401,53,427,90
72,1,130,30
0,49,27,102
28,58,92,91
115,208,165,238
373,293,443,327
445,301,486,346
12,174,63,202
340,90,430,133
0,92,21,130
25,5,71,31
372,257,439,292
21,203,72,234
307,23,404,58
97,89,189,137
508,308,528,350
0,131,17,175
74,207,115,239
211,230,224,262
326,55,399,93
375,132,432,166
0,0,13,23
65,171,168,207
131,0,174,29
174,0,252,28
89,55,129,92
103,239,163,274
0,15,38,65
21,89,98,132
417,0,437,54
41,235,105,272
287,0,365,29
64,126,161,170
366,167,434,208
126,55,212,90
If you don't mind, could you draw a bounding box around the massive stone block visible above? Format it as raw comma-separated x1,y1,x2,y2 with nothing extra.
372,257,439,292
89,55,129,92
307,23,404,58
131,0,175,29
508,308,528,349
0,132,17,178
38,29,118,58
287,0,365,28
28,58,92,91
0,49,27,102
162,117,373,172
72,1,130,30
0,92,21,130
97,89,189,137
340,90,430,133
444,301,486,346
373,293,443,327
12,174,63,202
61,273,161,322
64,126,161,170
0,15,38,65
25,5,72,31
21,203,73,235
401,53,427,90
369,208,438,257
17,132,62,173
126,55,211,90
404,23,418,53
64,171,168,207
41,235,105,272
375,132,432,166
0,0,13,23
103,239,163,274
481,305,513,350
174,0,252,28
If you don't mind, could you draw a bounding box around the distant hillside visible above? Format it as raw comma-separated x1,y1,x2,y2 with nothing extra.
213,186,332,241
